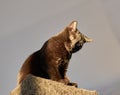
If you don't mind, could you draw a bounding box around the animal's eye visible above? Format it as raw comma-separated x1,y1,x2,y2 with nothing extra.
74,29,77,33
77,32,81,35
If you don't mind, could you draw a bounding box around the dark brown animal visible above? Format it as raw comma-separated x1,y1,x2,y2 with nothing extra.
17,21,92,87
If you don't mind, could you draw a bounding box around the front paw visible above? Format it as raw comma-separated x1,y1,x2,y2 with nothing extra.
67,82,78,88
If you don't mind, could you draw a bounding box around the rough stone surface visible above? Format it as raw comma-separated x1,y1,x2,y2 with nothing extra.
10,74,98,95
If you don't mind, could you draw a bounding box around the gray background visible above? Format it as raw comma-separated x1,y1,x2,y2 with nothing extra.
0,0,120,95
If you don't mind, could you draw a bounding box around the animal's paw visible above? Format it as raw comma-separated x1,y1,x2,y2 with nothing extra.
67,82,78,88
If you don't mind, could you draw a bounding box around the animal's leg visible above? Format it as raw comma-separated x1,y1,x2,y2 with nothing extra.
48,65,69,85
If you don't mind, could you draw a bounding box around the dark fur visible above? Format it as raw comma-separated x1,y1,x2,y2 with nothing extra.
17,21,92,87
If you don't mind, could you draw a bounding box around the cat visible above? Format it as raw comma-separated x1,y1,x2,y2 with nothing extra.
17,21,92,87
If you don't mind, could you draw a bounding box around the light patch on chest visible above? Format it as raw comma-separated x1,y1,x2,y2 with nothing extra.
56,57,69,65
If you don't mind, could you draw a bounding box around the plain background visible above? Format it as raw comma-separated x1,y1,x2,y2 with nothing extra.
0,0,120,95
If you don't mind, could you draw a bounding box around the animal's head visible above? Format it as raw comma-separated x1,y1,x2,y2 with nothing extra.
65,21,93,53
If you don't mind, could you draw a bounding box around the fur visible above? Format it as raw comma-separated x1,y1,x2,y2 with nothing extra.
17,21,92,87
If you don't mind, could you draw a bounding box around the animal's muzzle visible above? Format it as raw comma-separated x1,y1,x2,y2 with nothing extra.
71,41,82,53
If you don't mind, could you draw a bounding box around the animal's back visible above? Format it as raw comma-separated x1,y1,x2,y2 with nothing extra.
17,41,50,84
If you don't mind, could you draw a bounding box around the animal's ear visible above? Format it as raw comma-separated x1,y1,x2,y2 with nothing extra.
68,21,78,32
84,35,93,42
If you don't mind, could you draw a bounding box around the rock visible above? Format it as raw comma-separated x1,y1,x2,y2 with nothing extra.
10,74,98,95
